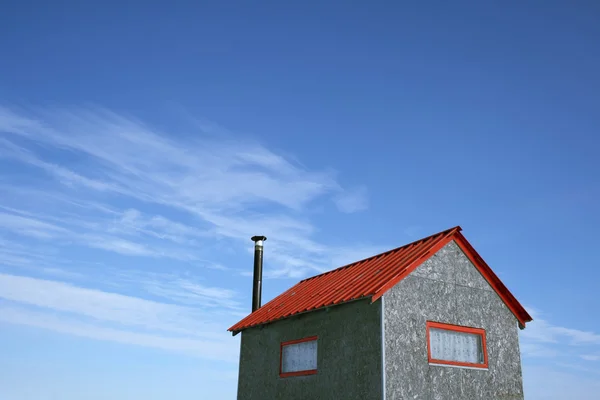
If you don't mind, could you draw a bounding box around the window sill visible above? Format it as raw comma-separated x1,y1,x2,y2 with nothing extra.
280,369,318,378
429,362,488,371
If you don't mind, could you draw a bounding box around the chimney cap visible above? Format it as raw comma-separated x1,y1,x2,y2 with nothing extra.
251,235,267,243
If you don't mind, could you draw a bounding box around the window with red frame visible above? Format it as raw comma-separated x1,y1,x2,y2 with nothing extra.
279,336,318,378
426,321,488,369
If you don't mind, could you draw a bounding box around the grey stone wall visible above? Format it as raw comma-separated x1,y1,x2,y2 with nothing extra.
383,240,524,400
237,298,382,400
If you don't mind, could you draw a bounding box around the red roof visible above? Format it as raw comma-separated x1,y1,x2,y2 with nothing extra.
228,226,532,333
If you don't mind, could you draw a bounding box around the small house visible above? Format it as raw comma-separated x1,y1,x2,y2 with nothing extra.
229,226,532,399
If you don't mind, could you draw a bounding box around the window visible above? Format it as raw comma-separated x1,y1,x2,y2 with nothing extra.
279,336,318,377
426,321,488,369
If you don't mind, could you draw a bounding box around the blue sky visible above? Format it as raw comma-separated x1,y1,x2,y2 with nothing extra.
0,1,599,399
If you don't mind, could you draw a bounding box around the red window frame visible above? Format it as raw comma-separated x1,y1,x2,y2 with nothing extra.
426,321,488,369
279,336,318,378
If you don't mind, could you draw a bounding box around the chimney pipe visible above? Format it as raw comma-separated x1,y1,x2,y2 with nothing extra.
251,235,267,312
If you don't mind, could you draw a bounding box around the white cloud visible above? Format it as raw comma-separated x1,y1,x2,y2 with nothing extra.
519,306,600,396
523,365,600,400
0,137,119,192
0,105,383,368
114,269,243,311
333,186,368,213
0,272,242,362
0,107,341,211
581,354,600,361
0,105,373,278
0,211,69,239
520,342,560,358
551,326,600,345
84,236,158,256
0,273,231,337
0,208,200,262
116,208,211,245
521,314,600,346
0,304,237,362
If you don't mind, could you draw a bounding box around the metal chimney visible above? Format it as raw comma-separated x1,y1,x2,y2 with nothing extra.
251,235,267,312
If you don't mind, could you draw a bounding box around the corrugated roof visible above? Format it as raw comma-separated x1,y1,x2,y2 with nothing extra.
228,226,532,333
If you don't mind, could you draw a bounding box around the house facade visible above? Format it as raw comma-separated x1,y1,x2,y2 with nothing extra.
237,298,383,399
230,227,532,400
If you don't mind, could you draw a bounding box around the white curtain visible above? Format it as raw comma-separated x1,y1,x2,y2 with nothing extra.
429,327,483,364
281,340,317,373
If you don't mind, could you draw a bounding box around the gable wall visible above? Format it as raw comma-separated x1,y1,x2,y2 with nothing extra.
237,298,382,400
383,240,524,400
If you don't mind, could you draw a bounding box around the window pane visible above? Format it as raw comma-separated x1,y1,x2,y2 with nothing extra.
429,327,483,364
282,340,317,373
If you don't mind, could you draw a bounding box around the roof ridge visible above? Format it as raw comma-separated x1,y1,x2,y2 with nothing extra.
299,225,462,283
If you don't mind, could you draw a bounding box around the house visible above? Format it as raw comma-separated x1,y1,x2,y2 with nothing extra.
228,227,532,400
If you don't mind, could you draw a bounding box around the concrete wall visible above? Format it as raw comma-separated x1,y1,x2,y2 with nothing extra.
237,298,382,400
383,240,524,400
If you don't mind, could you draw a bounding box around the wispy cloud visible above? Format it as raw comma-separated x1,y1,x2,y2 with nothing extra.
0,106,347,212
118,208,210,244
523,365,600,400
521,312,600,346
0,304,237,362
0,104,380,361
0,105,372,277
581,354,600,361
0,273,238,360
0,211,69,239
0,273,225,336
520,308,600,381
84,236,158,257
333,186,368,213
0,208,197,261
114,269,243,311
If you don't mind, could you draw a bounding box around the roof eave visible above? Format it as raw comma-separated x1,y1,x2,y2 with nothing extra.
227,295,373,334
452,231,533,328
